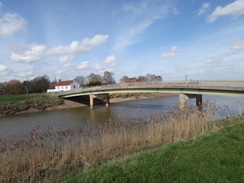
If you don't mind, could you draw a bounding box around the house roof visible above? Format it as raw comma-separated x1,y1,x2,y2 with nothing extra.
48,84,56,89
122,79,137,83
56,80,74,86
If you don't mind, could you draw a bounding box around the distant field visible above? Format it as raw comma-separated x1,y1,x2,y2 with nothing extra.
59,118,244,183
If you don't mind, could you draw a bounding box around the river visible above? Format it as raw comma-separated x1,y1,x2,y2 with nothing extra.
0,95,243,137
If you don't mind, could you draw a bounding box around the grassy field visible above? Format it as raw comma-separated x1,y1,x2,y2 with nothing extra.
0,94,62,106
58,119,244,183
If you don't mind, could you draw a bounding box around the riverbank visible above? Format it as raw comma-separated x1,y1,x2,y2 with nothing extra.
0,94,64,116
1,105,243,182
0,93,176,116
59,117,244,183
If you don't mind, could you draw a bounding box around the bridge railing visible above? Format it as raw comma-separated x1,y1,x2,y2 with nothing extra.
199,81,244,87
52,81,244,96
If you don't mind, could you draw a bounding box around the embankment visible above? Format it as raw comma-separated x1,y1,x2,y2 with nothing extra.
0,93,176,116
60,117,244,183
0,94,64,116
1,105,243,182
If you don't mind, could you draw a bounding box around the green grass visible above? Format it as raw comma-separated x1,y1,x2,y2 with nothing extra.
0,94,62,106
57,120,244,183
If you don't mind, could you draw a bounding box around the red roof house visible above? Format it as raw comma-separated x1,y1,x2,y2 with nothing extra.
47,80,80,93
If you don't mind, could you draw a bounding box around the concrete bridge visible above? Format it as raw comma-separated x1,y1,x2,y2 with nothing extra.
56,81,244,109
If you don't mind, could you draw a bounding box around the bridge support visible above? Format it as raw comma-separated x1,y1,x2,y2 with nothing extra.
105,95,110,107
89,94,110,109
179,93,202,110
90,94,94,109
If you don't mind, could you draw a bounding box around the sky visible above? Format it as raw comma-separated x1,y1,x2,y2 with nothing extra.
0,0,244,82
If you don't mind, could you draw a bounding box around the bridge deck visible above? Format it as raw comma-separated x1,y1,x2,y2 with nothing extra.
55,81,244,98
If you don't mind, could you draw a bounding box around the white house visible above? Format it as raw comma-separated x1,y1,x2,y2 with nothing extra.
47,80,80,93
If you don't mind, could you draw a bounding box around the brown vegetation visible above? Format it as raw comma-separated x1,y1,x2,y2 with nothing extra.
0,102,236,182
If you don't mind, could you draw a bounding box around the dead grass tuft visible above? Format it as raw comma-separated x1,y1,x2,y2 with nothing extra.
0,101,237,182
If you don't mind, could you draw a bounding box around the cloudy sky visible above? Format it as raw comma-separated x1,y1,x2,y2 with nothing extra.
0,0,244,82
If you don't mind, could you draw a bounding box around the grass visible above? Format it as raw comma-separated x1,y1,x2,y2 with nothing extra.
0,94,62,107
58,119,244,183
0,102,243,182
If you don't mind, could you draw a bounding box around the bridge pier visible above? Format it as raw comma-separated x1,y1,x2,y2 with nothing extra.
89,94,110,109
90,94,94,109
105,95,110,107
179,93,202,110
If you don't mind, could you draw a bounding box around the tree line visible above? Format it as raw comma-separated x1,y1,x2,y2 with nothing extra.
0,71,162,95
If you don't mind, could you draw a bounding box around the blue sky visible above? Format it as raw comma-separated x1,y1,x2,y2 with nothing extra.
0,0,244,82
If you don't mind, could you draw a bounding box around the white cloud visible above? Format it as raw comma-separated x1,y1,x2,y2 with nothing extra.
77,61,89,70
114,1,171,51
10,34,109,63
197,3,210,16
48,34,109,55
208,0,244,22
14,66,35,78
0,64,6,71
104,55,117,63
172,7,180,15
0,12,26,36
122,4,137,12
160,46,179,58
114,20,152,50
231,41,244,51
11,44,47,63
58,55,75,64
0,64,8,77
205,58,223,64
212,64,237,73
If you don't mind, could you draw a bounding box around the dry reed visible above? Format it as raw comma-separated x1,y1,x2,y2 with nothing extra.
0,101,235,182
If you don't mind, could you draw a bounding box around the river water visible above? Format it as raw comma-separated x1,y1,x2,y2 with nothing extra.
0,95,243,137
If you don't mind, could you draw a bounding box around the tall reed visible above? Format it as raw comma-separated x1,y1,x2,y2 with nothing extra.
0,101,236,182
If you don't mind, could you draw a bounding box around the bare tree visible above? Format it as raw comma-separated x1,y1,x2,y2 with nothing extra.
144,74,163,82
87,73,102,83
121,74,163,83
6,80,25,94
103,71,116,84
75,75,88,86
119,75,129,83
0,82,7,94
137,76,146,82
31,75,50,93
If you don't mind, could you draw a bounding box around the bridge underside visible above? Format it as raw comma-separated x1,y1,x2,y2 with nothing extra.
58,87,244,109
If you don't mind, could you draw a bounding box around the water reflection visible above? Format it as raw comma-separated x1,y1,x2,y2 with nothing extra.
112,103,171,110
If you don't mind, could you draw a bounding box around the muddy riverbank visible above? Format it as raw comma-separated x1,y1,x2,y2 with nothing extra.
0,93,176,116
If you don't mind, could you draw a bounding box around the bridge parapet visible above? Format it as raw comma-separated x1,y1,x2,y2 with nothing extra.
82,81,244,91
53,80,244,109
52,80,244,96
